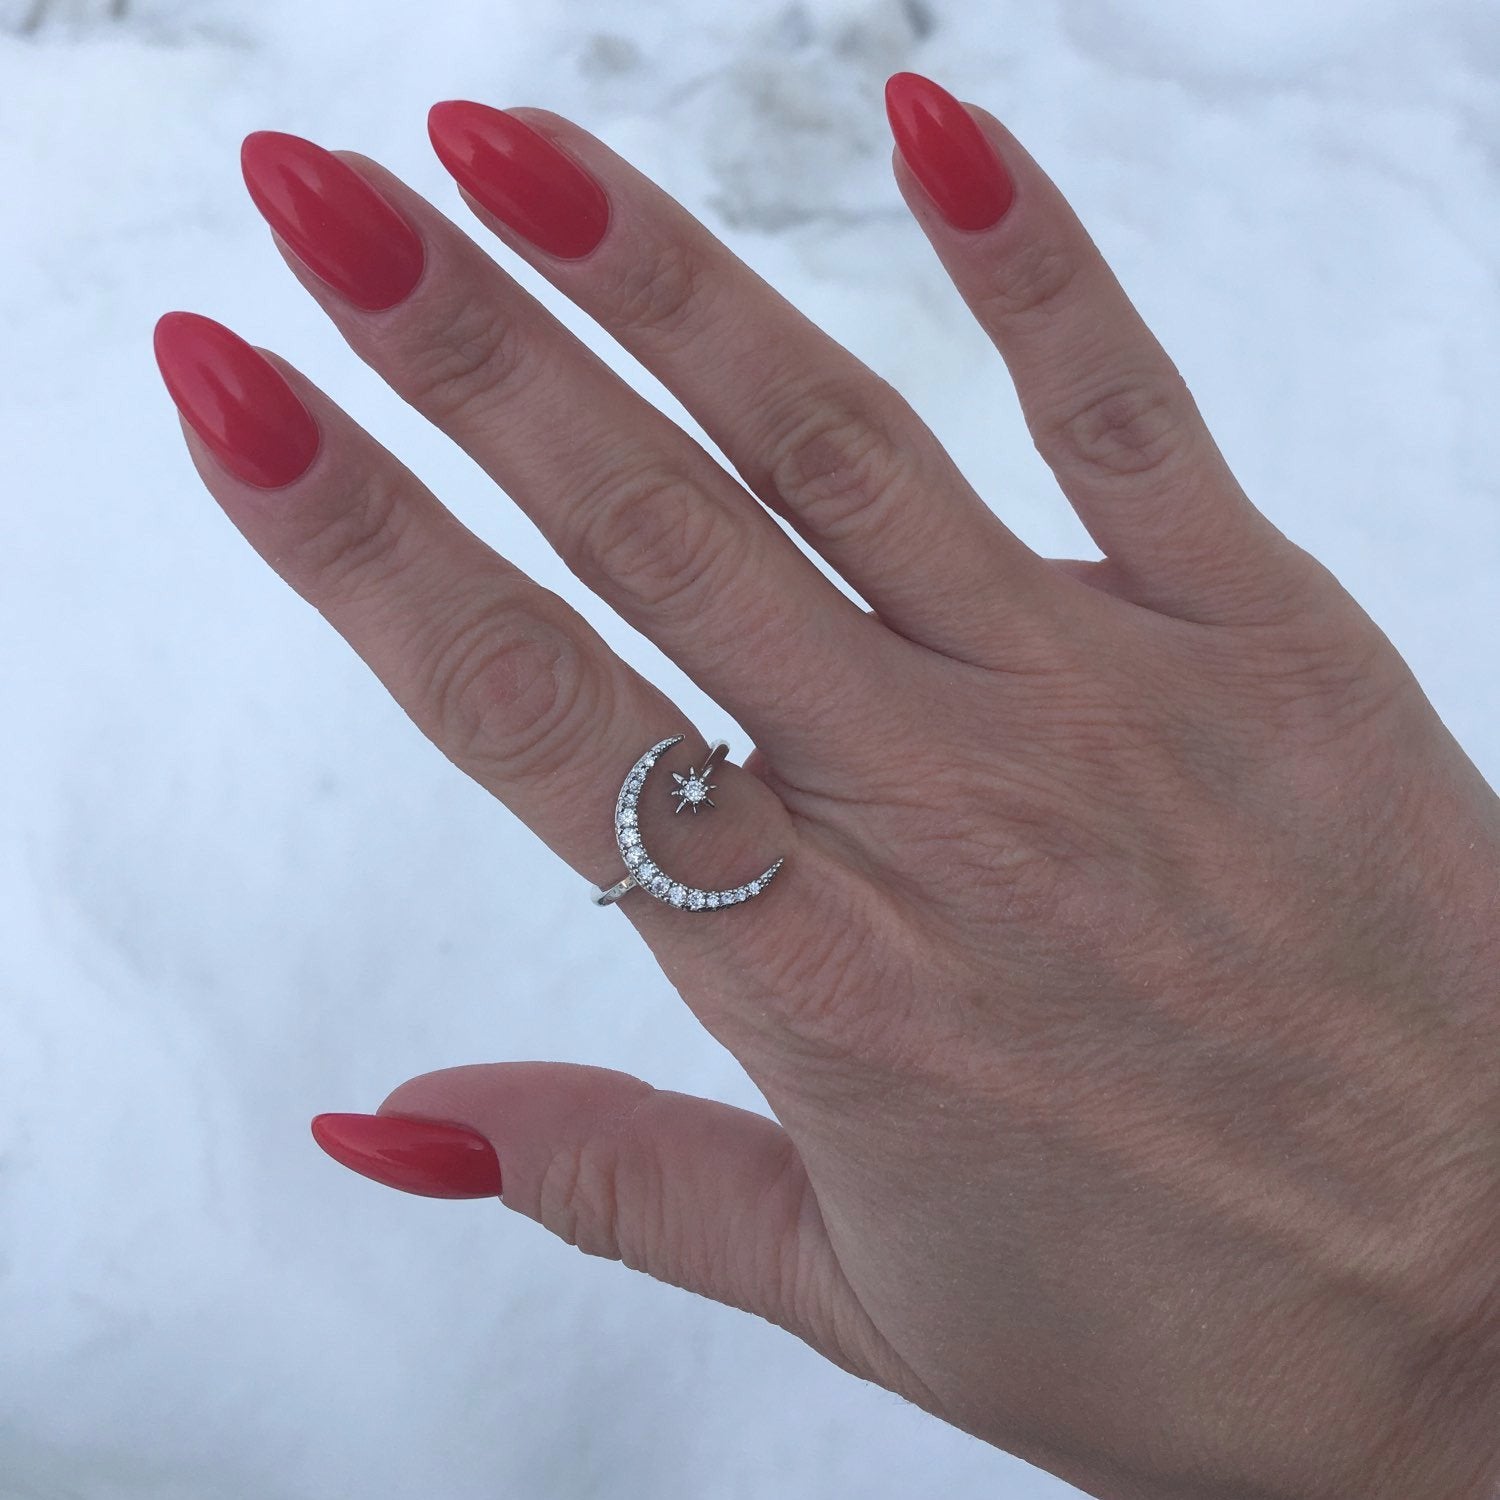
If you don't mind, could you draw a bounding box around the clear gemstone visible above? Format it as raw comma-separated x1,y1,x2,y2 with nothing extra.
638,861,656,881
748,880,762,897
706,892,720,908
619,808,637,826
689,890,705,910
681,777,707,803
651,874,670,896
668,883,687,906
620,827,640,847
625,846,643,866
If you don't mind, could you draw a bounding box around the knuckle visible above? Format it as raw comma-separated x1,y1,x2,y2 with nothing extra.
392,294,530,420
1043,373,1187,484
1259,611,1410,749
607,234,715,339
536,1136,631,1262
285,467,409,605
759,1140,817,1313
985,236,1083,323
570,462,735,619
535,1086,664,1268
419,600,600,780
764,388,910,542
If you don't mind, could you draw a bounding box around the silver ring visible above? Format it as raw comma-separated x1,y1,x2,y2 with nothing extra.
590,735,785,912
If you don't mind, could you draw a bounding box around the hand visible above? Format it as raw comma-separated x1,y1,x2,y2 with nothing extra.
154,74,1500,1500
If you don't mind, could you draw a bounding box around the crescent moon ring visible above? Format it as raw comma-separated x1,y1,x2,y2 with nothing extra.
590,736,785,912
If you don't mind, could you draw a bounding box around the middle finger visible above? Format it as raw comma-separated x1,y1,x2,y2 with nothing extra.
240,132,882,774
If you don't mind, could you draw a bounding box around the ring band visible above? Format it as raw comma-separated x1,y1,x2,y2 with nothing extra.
592,872,640,907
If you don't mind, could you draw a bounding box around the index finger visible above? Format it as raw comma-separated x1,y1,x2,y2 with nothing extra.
152,311,798,930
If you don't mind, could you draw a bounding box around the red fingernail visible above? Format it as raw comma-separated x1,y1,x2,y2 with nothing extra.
153,311,320,488
310,1113,502,1199
427,100,609,259
884,72,1014,232
240,131,425,311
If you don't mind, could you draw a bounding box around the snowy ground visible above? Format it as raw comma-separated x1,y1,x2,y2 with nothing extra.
2,1,1497,1497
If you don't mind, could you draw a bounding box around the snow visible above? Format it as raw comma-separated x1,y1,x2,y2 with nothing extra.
2,1,1497,1496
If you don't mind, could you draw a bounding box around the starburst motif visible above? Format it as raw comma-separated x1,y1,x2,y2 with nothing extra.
670,766,716,814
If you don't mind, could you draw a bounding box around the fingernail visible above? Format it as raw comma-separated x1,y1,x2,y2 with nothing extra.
153,311,320,488
427,100,609,259
240,131,425,311
884,72,1014,232
310,1113,502,1199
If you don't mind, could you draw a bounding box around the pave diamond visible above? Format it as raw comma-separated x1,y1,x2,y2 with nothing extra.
600,735,785,917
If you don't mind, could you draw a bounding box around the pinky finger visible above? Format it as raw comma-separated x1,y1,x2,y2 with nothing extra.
886,72,1303,624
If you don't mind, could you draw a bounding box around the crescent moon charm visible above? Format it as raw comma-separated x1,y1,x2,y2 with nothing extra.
591,736,785,912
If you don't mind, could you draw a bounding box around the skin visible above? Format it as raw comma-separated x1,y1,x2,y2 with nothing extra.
176,103,1500,1499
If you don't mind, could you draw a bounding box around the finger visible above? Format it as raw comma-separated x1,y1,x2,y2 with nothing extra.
152,310,797,926
363,1061,894,1385
240,131,883,772
886,72,1299,624
423,101,1061,663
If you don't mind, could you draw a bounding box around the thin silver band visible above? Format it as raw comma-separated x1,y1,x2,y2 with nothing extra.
591,872,640,908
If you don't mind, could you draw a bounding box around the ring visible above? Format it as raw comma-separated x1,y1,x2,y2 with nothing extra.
590,735,786,912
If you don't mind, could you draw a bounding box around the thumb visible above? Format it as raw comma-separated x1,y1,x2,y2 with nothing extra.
311,1061,872,1374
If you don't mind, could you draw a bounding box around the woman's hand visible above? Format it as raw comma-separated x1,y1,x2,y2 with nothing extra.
154,74,1500,1500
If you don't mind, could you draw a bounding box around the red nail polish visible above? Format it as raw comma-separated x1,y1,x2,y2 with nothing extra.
884,72,1014,232
153,311,320,488
240,131,425,311
427,100,609,259
310,1113,502,1199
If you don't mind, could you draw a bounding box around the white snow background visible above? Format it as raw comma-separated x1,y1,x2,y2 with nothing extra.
2,0,1498,1496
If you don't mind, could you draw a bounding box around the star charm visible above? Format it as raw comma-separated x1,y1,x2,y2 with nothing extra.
670,767,716,814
